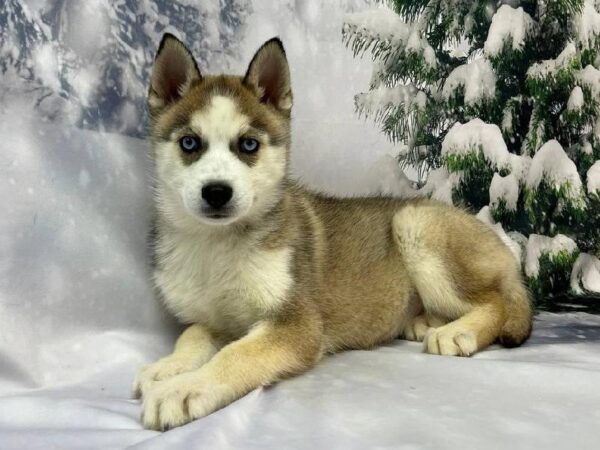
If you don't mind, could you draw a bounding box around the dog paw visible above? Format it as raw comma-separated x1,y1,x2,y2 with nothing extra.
141,372,232,431
403,314,444,342
423,325,477,357
133,356,203,399
403,315,432,342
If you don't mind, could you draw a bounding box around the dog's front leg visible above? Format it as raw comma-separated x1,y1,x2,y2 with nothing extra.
133,324,221,399
141,313,323,430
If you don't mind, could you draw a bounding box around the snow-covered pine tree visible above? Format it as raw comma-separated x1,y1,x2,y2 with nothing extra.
343,0,600,303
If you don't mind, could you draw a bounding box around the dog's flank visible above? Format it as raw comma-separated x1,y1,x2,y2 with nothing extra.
134,33,533,430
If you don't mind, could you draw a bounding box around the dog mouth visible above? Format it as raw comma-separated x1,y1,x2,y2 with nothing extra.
199,206,237,222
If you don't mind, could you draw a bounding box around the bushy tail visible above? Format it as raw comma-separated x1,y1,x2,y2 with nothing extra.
499,280,533,347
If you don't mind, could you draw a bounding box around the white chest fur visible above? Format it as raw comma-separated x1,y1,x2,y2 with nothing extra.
153,228,293,338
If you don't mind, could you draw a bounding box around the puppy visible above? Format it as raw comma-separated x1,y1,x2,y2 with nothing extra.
133,35,532,430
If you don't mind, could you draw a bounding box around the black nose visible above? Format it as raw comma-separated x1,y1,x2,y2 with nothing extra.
201,183,233,209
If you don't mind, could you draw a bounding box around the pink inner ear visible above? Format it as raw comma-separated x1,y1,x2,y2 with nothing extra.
155,52,188,103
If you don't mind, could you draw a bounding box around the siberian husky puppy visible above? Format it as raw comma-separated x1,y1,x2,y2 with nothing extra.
133,34,532,430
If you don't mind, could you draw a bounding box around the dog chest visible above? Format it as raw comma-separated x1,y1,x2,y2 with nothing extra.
153,232,293,336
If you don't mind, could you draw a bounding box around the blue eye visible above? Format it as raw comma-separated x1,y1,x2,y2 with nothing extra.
179,136,200,152
239,137,259,153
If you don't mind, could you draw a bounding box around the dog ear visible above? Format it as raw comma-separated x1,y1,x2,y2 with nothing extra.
243,38,292,114
149,33,201,113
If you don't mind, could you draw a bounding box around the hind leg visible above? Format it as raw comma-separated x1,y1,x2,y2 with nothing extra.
393,204,509,356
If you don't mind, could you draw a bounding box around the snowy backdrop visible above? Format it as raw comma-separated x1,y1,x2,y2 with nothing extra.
1,1,599,449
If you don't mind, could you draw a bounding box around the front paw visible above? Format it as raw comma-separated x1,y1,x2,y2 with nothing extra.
141,372,233,431
133,356,202,399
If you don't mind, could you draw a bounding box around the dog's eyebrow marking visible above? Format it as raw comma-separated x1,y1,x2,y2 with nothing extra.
248,117,289,147
244,125,268,138
249,119,269,133
168,114,191,135
170,126,199,141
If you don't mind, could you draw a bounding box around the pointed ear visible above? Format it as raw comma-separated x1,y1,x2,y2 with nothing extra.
243,38,292,113
149,33,201,113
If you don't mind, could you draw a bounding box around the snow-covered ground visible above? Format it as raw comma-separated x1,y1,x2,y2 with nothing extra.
1,1,600,449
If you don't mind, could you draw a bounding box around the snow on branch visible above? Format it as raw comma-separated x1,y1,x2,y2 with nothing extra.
355,84,426,119
587,160,600,194
441,119,530,179
490,173,519,212
570,253,600,294
442,58,496,105
417,167,460,205
484,5,538,57
355,83,428,146
525,234,578,278
342,8,437,68
576,65,600,99
527,43,577,80
525,139,584,201
442,119,507,167
572,0,600,49
567,86,585,112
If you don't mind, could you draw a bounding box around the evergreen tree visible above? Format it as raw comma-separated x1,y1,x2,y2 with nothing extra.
344,0,600,302
0,0,251,136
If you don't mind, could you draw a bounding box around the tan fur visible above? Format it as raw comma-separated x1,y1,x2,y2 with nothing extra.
134,35,533,430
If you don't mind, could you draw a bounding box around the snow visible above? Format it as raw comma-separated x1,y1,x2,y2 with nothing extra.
576,65,600,99
442,119,532,183
417,167,459,205
567,86,584,112
525,140,583,200
69,66,99,108
32,42,61,92
508,230,528,263
343,7,437,67
476,205,496,225
570,253,600,294
527,43,577,79
525,234,578,278
442,58,496,105
343,7,408,40
442,119,507,166
355,84,427,117
508,153,532,182
587,160,600,194
484,5,537,56
502,105,513,133
1,0,253,136
490,172,519,211
572,0,600,49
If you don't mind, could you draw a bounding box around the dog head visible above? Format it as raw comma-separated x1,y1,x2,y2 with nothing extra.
149,34,292,228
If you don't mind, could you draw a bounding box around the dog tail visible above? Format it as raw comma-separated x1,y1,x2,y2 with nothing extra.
499,278,533,347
